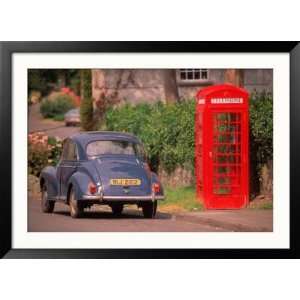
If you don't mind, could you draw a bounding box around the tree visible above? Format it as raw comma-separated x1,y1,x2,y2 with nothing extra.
80,69,94,131
28,69,57,96
162,69,179,103
224,69,244,87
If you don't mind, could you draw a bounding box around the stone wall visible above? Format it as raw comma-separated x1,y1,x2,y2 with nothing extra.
92,69,273,106
92,69,166,107
158,167,195,188
244,69,273,94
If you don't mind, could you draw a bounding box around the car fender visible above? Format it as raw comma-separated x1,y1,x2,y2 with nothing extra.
68,171,92,200
151,172,164,196
40,166,59,199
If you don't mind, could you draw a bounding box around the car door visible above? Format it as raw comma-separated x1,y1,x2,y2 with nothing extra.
56,139,79,201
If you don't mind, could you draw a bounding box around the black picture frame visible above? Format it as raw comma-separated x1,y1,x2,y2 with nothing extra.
1,41,299,259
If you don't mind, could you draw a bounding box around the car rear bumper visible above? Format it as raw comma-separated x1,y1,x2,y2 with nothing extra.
82,194,164,201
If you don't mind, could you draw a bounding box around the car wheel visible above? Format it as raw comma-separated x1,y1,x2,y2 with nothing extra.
142,201,157,218
41,184,55,213
69,187,83,218
111,203,124,216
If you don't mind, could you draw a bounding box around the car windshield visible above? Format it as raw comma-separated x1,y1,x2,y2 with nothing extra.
86,140,146,160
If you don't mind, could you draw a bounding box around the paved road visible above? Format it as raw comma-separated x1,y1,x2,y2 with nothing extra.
28,197,225,232
29,103,80,139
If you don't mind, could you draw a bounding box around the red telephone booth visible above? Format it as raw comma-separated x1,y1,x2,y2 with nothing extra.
195,84,249,209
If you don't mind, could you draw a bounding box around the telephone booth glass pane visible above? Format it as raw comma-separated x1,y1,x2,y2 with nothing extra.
212,112,242,196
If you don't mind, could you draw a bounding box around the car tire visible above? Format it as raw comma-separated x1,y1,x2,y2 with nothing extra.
111,203,124,216
142,201,157,218
41,184,55,213
69,188,83,218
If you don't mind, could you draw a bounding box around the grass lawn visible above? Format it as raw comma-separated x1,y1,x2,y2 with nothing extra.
159,186,204,213
249,200,273,209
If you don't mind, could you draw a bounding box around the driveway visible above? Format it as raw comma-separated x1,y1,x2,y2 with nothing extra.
28,196,225,232
29,103,80,139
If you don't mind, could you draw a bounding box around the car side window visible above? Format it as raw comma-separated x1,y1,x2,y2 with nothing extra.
62,140,77,161
61,140,69,161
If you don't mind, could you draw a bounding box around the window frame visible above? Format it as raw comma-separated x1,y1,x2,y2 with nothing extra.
61,139,78,162
178,68,210,83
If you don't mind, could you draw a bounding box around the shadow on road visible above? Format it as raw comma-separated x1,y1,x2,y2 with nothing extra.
53,209,173,220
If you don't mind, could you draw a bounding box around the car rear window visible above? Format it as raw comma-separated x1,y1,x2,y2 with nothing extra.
86,140,146,160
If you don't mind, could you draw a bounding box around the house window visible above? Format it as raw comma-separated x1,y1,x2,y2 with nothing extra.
179,69,209,81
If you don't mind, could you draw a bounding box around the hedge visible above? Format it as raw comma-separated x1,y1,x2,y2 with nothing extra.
105,101,195,173
249,91,273,166
105,92,273,180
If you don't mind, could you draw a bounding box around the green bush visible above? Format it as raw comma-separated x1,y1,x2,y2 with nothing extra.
40,94,74,119
105,101,195,173
250,91,273,165
105,92,273,182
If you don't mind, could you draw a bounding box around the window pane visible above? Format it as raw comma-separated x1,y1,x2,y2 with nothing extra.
201,70,208,79
180,71,186,80
187,70,193,80
86,140,144,158
194,70,200,79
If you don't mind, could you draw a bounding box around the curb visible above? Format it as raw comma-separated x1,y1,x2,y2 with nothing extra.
175,213,272,232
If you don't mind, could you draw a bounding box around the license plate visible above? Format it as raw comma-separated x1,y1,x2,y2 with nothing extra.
110,178,141,186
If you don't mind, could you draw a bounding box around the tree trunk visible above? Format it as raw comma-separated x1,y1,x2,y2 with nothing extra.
259,160,273,200
162,69,179,103
224,69,244,87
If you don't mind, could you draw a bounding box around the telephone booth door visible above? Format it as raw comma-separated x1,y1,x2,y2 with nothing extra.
207,109,248,209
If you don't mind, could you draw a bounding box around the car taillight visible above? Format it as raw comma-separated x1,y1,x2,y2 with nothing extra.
88,182,97,194
152,183,160,194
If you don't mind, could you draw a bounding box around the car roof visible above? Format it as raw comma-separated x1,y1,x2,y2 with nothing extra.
70,131,140,146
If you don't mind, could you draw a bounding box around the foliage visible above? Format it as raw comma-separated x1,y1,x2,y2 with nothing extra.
28,69,81,96
159,186,203,212
105,92,273,191
40,94,75,119
249,91,273,166
47,137,63,166
28,70,55,96
80,97,94,130
105,101,195,173
80,70,94,130
81,69,92,99
28,144,49,176
69,71,81,96
28,135,62,176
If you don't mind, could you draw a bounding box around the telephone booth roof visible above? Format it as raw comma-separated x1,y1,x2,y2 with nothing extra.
196,84,249,107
